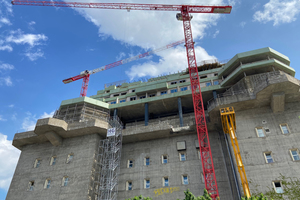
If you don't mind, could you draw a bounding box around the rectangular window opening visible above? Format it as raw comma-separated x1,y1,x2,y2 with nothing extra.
290,149,300,161
34,159,41,168
163,177,169,187
179,152,186,161
200,75,207,79
130,97,136,101
160,91,167,95
121,92,127,95
162,155,168,164
273,181,283,193
50,156,57,166
264,152,274,163
179,80,186,83
171,89,178,93
280,124,290,134
144,179,150,189
180,87,188,91
182,175,189,185
66,154,74,164
170,81,177,85
128,160,134,168
126,181,132,191
28,181,34,191
256,127,265,137
139,96,146,99
149,94,156,97
145,157,150,166
119,99,126,103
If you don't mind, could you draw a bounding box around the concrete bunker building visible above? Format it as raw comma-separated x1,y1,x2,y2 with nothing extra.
6,47,300,200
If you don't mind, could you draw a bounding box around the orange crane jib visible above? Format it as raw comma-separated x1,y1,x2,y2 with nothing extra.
12,1,232,199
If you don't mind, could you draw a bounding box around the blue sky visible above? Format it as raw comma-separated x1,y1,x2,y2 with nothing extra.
1,0,300,198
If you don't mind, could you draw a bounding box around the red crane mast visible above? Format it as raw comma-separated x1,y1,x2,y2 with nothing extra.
12,1,232,198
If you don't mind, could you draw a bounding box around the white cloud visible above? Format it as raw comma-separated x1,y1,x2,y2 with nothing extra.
0,115,7,121
213,29,220,38
126,45,216,79
6,29,48,47
0,63,14,71
28,21,36,26
0,17,11,26
0,76,12,86
0,45,13,52
40,111,54,119
253,0,300,26
240,21,246,27
8,104,14,108
24,49,44,61
0,133,20,191
116,52,126,61
69,0,226,79
22,111,55,131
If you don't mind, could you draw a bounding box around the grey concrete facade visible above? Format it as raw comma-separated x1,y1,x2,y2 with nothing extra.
6,133,101,200
6,48,300,200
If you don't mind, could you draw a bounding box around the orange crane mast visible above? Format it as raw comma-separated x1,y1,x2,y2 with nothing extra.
11,1,232,198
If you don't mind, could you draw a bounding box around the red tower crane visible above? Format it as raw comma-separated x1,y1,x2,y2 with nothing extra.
62,39,185,97
11,1,232,198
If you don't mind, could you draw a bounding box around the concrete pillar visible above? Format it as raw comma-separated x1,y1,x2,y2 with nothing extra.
178,97,184,127
213,90,217,99
113,108,118,120
145,103,149,126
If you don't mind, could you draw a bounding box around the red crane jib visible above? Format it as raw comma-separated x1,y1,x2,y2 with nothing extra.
13,1,232,199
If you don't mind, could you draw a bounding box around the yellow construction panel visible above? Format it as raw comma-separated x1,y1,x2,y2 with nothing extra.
220,107,251,198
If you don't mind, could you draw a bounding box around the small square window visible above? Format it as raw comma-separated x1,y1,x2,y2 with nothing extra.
131,89,135,93
180,87,188,91
179,152,186,161
162,155,168,164
119,99,126,103
161,91,167,95
44,179,51,189
28,181,34,191
145,157,150,166
128,160,134,168
280,124,290,134
255,127,265,137
66,154,74,164
144,179,150,189
182,175,188,185
264,152,274,163
273,181,283,193
171,89,178,93
34,159,41,168
50,156,57,166
62,176,69,186
126,181,132,191
290,149,300,161
163,177,169,187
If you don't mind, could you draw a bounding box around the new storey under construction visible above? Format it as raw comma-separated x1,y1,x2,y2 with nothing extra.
6,47,300,200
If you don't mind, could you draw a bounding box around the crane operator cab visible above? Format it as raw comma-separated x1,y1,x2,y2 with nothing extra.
80,70,90,75
176,13,193,21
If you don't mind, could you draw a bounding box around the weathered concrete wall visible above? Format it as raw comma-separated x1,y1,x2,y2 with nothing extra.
232,102,300,195
118,133,233,200
6,134,100,200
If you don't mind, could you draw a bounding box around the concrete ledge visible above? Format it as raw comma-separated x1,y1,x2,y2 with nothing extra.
13,118,109,149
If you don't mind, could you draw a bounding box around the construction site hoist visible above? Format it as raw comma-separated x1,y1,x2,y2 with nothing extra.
220,107,251,198
12,1,232,198
62,39,185,97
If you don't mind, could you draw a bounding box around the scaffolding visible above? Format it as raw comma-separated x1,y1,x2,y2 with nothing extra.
93,116,123,200
53,102,109,123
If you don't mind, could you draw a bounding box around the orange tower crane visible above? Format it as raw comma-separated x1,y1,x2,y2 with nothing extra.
11,1,232,198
